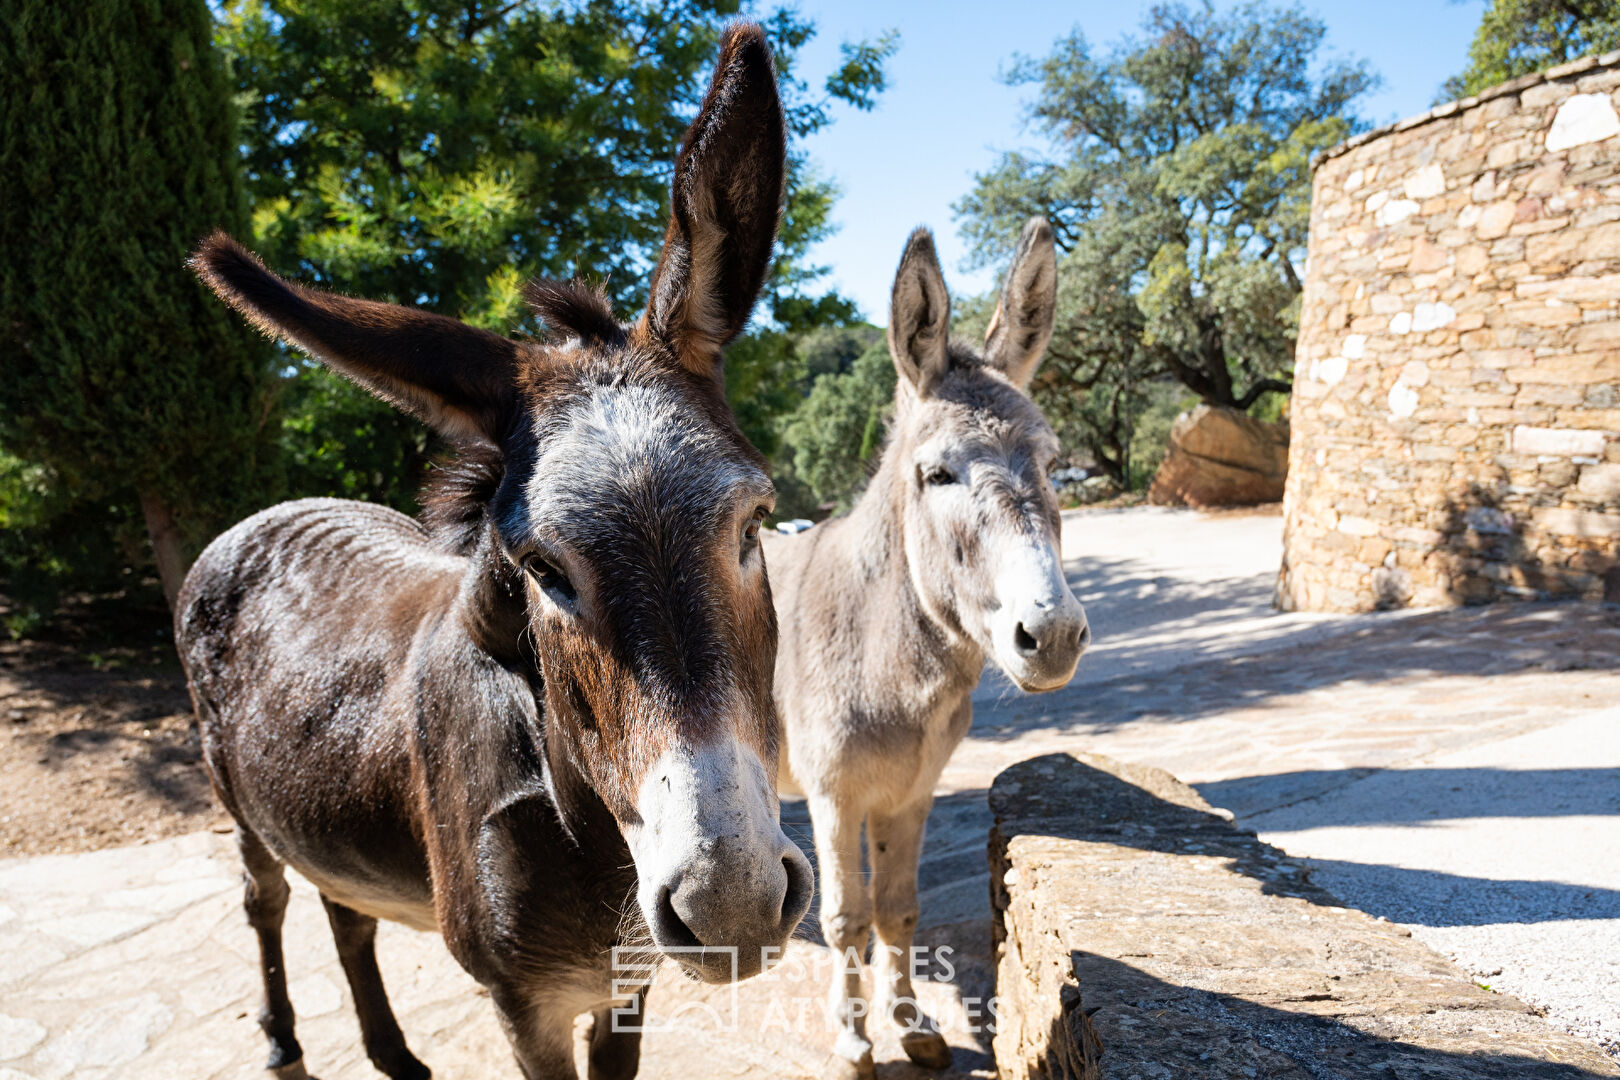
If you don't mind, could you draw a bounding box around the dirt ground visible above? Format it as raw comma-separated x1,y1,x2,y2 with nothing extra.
0,589,228,857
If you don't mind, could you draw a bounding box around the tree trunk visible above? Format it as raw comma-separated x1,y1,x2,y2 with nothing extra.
137,488,187,612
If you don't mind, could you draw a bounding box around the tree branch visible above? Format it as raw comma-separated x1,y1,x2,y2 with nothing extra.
1232,377,1292,411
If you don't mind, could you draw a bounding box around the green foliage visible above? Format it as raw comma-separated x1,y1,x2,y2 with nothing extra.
1125,381,1198,491
777,329,893,512
219,0,896,506
0,453,155,637
0,0,281,610
1443,0,1620,101
796,324,887,380
280,365,433,510
0,1,892,632
723,331,806,462
956,2,1374,484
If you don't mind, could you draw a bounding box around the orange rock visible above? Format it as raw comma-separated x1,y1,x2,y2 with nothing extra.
1148,405,1290,509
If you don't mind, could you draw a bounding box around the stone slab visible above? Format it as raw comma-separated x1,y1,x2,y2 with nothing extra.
989,751,1620,1079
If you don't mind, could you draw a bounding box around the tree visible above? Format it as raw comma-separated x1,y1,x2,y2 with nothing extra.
1443,0,1620,101
778,333,894,512
0,0,280,609
217,0,895,508
956,2,1376,483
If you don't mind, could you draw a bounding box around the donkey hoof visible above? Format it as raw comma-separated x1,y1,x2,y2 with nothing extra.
269,1060,310,1080
900,1030,953,1070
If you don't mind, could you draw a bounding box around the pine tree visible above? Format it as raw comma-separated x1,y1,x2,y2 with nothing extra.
0,0,279,609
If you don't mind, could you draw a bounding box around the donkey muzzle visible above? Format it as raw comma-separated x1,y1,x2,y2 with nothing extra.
990,540,1089,692
627,738,813,982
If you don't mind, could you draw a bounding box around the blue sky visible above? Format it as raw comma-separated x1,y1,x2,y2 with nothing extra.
788,0,1487,323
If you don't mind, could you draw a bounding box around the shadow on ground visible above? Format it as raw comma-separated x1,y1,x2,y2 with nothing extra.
0,623,217,854
1072,951,1617,1079
1199,766,1620,822
781,789,997,943
975,600,1620,738
1282,858,1620,927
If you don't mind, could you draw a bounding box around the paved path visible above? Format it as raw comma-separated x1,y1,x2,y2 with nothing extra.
956,506,1620,1058
0,506,1615,1077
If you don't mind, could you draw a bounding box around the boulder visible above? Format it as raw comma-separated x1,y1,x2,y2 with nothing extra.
1148,403,1289,508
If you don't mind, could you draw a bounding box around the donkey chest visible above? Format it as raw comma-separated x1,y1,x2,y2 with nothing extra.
806,689,971,811
904,694,974,794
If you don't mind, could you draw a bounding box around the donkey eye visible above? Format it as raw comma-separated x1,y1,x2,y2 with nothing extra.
923,465,957,487
523,554,577,609
743,508,767,543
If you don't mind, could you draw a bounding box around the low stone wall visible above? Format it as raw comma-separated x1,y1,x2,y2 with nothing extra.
1280,53,1620,612
988,752,1619,1079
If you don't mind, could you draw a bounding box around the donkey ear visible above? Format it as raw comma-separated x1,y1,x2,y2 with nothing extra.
191,233,519,443
887,228,952,397
982,217,1057,390
641,22,785,378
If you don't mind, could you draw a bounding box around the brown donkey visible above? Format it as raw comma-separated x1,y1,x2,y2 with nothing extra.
765,221,1089,1078
176,25,811,1080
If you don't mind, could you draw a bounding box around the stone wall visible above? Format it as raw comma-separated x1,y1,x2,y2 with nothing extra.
1279,53,1620,612
989,752,1620,1078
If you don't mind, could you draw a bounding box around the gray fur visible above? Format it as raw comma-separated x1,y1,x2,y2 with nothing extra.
764,220,1087,1077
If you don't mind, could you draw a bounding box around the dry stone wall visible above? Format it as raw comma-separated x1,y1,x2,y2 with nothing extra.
1280,53,1620,612
989,752,1620,1079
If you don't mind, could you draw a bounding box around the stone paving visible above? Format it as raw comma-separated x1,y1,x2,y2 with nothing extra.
1,506,1616,1077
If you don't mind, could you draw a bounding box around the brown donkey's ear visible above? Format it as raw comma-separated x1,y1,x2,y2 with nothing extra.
983,217,1057,390
887,228,951,398
191,233,519,443
641,22,785,378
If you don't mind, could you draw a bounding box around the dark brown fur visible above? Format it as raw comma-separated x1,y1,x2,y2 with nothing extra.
176,24,806,1080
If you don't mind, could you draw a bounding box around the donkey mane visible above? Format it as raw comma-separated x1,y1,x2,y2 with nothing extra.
523,278,623,344
419,443,505,555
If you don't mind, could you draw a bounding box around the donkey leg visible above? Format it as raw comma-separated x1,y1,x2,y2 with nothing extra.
238,827,306,1080
320,895,430,1080
869,797,952,1070
491,990,578,1080
586,987,647,1080
809,792,875,1080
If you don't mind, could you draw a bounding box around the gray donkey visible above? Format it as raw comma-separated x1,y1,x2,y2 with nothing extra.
764,219,1089,1078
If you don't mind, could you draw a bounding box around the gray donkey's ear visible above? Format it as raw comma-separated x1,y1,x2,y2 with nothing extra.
888,228,951,397
983,217,1057,389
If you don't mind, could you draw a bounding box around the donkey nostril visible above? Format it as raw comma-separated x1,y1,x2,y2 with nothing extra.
654,885,703,950
779,853,812,931
1014,622,1039,655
